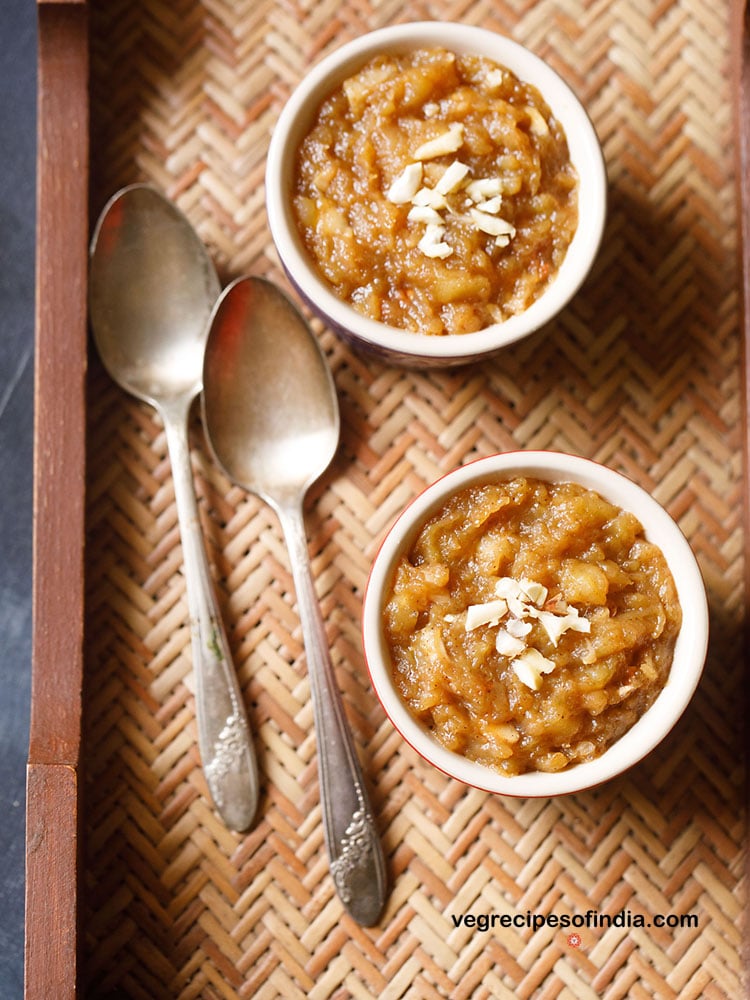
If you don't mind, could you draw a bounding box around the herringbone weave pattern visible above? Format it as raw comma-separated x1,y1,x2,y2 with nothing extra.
83,0,744,996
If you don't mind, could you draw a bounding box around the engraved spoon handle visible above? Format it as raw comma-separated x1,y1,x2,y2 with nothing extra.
162,400,259,831
276,498,387,926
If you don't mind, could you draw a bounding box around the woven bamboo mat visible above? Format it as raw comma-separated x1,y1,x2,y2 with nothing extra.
83,0,744,996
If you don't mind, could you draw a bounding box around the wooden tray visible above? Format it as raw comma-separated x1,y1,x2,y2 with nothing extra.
28,0,747,996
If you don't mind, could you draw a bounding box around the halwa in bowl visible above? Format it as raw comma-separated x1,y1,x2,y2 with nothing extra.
362,453,708,796
266,22,607,367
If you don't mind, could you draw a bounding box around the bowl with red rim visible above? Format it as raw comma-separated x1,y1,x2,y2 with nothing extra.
362,451,709,796
266,21,607,368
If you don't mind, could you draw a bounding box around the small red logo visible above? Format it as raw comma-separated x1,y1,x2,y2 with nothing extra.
567,933,582,948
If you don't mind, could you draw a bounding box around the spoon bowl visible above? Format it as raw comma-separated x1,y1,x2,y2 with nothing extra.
202,276,339,500
89,185,260,832
202,276,387,925
90,186,218,403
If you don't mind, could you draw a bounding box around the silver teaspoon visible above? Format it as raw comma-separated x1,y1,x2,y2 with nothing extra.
201,276,387,925
89,185,259,831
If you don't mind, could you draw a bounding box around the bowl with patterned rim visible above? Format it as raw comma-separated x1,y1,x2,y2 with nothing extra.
266,22,607,367
362,451,708,796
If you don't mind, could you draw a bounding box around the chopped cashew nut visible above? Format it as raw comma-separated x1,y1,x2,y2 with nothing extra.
466,177,503,201
418,223,452,259
412,187,449,210
470,208,516,237
496,629,527,656
529,607,591,646
475,195,503,214
435,160,471,195
506,618,532,639
465,598,508,631
413,123,464,160
386,162,423,204
512,648,556,690
408,205,443,225
518,579,548,606
524,105,550,136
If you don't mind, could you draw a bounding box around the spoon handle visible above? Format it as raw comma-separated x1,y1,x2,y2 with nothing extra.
162,404,259,832
278,501,387,926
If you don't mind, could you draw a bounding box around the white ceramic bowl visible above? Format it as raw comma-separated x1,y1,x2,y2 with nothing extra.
266,21,607,367
362,452,709,796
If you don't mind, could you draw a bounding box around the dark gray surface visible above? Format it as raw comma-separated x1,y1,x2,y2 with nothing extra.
0,0,38,996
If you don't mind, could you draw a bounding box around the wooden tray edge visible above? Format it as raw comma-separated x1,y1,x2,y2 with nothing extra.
25,2,89,998
731,0,750,993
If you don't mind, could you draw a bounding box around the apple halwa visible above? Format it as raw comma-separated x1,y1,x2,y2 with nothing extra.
384,478,681,774
292,47,578,336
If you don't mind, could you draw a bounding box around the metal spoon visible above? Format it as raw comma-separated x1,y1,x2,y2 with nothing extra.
88,185,259,832
201,275,387,925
